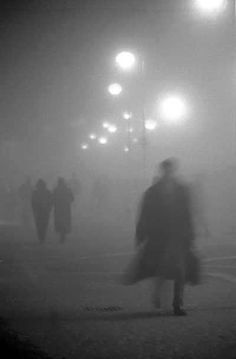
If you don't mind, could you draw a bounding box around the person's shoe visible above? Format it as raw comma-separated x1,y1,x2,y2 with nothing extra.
173,306,187,316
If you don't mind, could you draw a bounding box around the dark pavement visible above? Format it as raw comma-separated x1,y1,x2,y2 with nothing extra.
0,223,236,359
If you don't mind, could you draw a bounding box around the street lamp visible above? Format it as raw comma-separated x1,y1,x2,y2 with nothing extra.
115,51,136,71
158,95,188,124
98,137,108,145
108,83,123,96
193,0,227,16
123,112,132,120
81,143,89,150
89,134,97,140
102,122,110,129
108,125,117,133
145,119,158,131
115,50,147,177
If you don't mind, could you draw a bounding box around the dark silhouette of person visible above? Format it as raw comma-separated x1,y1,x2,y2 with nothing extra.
125,158,196,316
31,179,52,242
53,177,74,243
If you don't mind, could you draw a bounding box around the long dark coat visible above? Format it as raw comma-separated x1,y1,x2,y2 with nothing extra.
125,178,197,283
53,186,73,234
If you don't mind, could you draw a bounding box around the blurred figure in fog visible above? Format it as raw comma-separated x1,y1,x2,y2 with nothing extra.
32,179,52,243
53,177,74,243
124,158,199,316
18,177,33,229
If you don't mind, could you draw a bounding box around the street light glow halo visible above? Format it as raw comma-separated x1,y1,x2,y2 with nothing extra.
123,112,132,120
98,137,108,145
194,0,227,15
108,83,123,96
145,119,157,131
89,134,97,140
102,122,110,129
108,125,117,133
158,94,188,124
116,51,136,71
81,143,89,150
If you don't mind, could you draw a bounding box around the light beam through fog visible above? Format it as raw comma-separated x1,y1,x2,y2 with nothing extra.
193,0,227,16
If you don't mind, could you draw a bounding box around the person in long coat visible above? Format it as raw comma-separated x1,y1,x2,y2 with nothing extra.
125,158,198,316
31,179,52,242
53,177,74,243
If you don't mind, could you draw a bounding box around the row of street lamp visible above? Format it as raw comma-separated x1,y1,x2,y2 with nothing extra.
81,112,160,152
80,0,233,153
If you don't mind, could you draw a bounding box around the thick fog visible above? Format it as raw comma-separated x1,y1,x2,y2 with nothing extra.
0,0,235,246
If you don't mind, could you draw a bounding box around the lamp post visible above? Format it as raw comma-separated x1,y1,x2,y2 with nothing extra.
115,51,148,183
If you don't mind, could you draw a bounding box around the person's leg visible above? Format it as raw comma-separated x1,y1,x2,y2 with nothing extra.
173,280,185,313
173,261,186,316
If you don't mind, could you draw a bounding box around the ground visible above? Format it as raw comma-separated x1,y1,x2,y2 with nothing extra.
0,221,236,359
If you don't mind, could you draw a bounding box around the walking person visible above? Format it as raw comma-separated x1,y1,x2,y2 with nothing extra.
53,177,74,243
31,179,52,243
124,158,199,316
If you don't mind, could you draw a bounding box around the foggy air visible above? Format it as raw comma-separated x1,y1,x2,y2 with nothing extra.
0,1,235,358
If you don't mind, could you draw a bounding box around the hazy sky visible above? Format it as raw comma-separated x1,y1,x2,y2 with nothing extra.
0,0,235,180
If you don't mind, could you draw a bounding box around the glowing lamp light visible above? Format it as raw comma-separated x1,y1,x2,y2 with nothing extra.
89,134,96,140
108,83,123,96
81,144,89,150
123,112,132,120
102,122,110,129
108,125,117,133
145,119,157,131
98,137,108,145
115,51,136,71
128,127,134,133
194,0,227,15
124,146,130,152
159,95,188,124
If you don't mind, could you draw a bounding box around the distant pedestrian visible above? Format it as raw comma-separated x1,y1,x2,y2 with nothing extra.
31,179,52,242
124,158,200,316
53,177,74,243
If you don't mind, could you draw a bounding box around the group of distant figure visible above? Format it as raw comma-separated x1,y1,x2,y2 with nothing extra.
31,177,74,243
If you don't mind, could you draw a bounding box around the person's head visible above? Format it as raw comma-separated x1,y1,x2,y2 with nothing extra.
159,157,179,179
36,179,46,190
